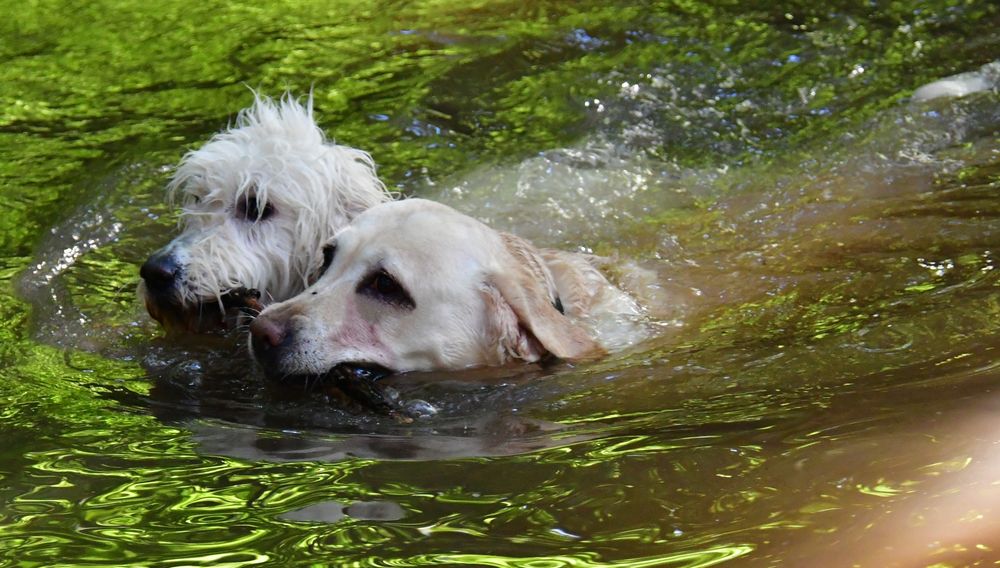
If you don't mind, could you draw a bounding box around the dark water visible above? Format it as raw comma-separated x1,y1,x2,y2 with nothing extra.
3,1,1000,566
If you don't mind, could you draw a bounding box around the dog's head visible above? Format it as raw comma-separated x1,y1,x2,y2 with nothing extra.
248,199,603,381
139,94,391,333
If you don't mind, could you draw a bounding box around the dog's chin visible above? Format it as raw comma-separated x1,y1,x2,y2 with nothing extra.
265,362,395,385
143,295,228,335
326,362,395,383
142,284,265,335
265,362,411,420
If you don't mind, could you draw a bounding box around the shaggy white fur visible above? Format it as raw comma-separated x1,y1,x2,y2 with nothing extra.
140,93,393,333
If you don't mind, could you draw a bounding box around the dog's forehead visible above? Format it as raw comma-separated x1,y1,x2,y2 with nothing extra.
341,199,497,271
175,135,326,204
355,200,489,245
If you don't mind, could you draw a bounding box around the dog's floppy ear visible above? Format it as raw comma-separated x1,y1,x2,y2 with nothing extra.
483,233,604,362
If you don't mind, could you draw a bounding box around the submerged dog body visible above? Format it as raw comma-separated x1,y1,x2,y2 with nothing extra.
249,199,643,380
140,94,392,333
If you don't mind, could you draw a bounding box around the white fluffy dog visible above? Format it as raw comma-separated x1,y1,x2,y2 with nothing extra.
140,94,393,333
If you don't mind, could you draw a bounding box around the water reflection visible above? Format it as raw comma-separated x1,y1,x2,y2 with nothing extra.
280,500,407,523
2,2,1000,566
187,414,598,462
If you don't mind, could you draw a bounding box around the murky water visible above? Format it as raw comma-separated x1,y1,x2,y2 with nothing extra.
3,1,1000,566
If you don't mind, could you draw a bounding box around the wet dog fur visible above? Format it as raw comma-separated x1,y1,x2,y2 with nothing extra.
248,199,644,381
139,94,393,333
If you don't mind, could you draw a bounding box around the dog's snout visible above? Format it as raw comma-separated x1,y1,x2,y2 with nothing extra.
250,316,286,349
140,250,182,293
250,316,294,374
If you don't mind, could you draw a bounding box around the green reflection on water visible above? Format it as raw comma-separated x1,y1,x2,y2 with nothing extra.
1,0,1000,566
417,547,754,567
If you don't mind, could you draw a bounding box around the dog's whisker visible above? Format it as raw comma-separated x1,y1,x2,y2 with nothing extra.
306,374,321,393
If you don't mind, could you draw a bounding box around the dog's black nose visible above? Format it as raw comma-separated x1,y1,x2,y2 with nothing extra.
140,250,181,294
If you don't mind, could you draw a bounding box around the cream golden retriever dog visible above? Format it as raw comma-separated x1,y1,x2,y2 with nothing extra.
249,198,643,383
139,94,392,333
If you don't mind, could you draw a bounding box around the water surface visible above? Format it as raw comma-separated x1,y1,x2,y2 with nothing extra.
2,1,1000,566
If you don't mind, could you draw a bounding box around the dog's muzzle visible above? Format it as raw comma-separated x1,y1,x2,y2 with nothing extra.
248,323,410,421
249,316,411,420
140,249,246,334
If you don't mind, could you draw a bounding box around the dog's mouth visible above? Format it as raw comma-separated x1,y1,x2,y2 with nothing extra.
326,362,415,423
270,362,413,423
144,296,225,334
220,287,264,314
144,287,264,335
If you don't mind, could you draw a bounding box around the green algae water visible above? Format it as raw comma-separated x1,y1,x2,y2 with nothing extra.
3,1,1000,566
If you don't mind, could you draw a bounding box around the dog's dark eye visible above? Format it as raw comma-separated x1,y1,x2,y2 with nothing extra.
318,243,337,277
237,195,275,222
357,269,415,310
